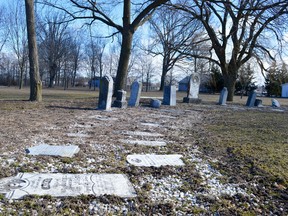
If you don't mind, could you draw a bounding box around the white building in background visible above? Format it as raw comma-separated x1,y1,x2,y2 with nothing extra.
282,83,288,97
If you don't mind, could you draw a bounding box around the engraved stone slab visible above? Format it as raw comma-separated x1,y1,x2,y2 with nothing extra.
67,133,90,138
26,144,80,158
218,87,228,105
127,154,184,167
140,123,161,127
123,131,163,137
183,74,201,103
98,75,113,110
128,81,142,107
121,140,166,146
163,85,176,106
246,90,257,107
0,173,136,199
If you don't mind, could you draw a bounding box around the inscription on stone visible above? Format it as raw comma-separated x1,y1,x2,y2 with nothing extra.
127,154,184,167
0,173,136,199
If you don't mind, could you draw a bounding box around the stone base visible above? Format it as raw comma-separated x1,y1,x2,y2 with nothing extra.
183,97,202,104
113,101,127,108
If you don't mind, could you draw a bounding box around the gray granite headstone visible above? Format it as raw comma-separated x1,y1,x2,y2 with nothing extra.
150,99,161,108
218,87,228,105
113,89,127,108
183,74,201,103
98,75,113,110
128,81,142,107
127,154,184,167
26,144,80,157
163,85,176,106
246,90,257,107
271,99,280,107
0,173,136,199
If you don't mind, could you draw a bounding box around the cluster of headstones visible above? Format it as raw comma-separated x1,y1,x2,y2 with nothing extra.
98,74,202,110
218,87,281,108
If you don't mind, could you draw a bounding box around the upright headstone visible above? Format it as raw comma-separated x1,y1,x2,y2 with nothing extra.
183,74,201,103
163,85,176,106
271,98,280,107
98,75,113,110
245,90,257,107
254,99,263,107
128,81,142,107
218,87,228,105
113,90,127,108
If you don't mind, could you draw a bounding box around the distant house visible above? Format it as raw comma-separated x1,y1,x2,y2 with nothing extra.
178,76,190,91
282,83,288,97
178,74,210,92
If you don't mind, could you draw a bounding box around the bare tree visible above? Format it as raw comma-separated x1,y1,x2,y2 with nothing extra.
147,6,206,90
8,1,29,89
25,0,42,101
41,0,169,94
38,14,70,87
175,0,288,101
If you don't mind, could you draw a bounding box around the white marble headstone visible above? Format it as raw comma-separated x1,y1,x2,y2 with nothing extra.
26,144,80,157
127,154,184,167
0,173,136,199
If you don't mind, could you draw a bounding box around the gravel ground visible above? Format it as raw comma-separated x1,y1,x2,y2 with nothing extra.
0,98,287,215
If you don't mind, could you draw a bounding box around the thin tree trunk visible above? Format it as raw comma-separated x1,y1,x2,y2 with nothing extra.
25,0,42,101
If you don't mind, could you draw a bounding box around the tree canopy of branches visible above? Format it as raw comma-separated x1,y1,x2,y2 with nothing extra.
147,6,205,91
175,0,288,101
42,0,169,94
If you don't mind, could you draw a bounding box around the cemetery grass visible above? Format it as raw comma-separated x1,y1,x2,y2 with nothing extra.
0,87,287,215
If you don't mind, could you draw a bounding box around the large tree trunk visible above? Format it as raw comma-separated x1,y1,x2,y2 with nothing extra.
114,0,132,95
25,0,42,102
222,65,238,101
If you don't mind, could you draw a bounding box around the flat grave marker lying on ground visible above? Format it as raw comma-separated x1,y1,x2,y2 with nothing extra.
26,144,80,158
140,122,161,127
122,131,163,137
121,140,167,147
0,173,136,199
67,133,90,138
127,154,184,167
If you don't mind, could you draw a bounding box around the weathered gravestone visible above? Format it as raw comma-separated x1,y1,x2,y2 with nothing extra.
163,85,176,106
218,87,228,105
128,81,142,107
113,89,127,108
122,140,167,147
26,144,79,158
246,90,257,107
272,98,281,107
127,154,184,167
98,75,113,110
150,99,161,108
0,173,136,199
183,74,201,103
